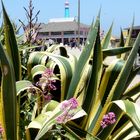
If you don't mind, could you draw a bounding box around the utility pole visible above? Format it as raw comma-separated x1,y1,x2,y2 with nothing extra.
77,0,80,47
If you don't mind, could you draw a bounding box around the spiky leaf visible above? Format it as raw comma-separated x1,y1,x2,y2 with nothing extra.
0,43,17,140
2,1,21,81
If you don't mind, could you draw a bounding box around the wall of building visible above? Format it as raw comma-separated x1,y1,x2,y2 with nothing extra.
37,27,89,45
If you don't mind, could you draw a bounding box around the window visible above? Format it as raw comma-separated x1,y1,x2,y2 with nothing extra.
64,31,75,35
76,31,83,35
51,32,61,35
39,32,49,35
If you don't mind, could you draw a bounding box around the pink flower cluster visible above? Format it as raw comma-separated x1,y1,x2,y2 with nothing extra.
100,112,116,128
56,98,78,124
38,68,57,91
34,68,57,101
56,111,74,124
42,69,54,78
60,98,78,111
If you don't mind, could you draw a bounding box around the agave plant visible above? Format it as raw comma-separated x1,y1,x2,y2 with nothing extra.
23,13,140,140
1,1,140,140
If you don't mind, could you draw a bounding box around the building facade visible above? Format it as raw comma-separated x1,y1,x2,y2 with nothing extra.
123,26,140,39
36,18,89,45
123,26,140,57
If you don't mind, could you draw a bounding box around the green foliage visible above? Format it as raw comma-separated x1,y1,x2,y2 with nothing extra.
1,2,140,140
66,14,100,99
0,43,17,140
101,23,113,49
121,17,135,60
26,16,140,139
2,1,21,81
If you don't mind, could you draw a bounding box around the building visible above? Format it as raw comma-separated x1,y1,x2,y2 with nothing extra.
123,26,140,39
123,26,140,52
37,18,89,45
36,0,90,45
123,26,140,60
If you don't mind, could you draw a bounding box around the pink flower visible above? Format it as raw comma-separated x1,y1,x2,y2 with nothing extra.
56,111,68,124
42,68,53,78
101,112,116,129
48,83,57,91
56,111,74,124
60,98,78,111
56,115,64,124
100,121,108,128
34,68,57,101
110,119,116,124
56,98,78,124
108,112,116,119
60,101,70,111
69,98,78,109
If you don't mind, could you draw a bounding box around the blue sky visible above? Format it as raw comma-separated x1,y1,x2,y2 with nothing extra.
1,0,140,36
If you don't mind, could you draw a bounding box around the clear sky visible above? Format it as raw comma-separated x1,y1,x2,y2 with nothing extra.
1,0,140,36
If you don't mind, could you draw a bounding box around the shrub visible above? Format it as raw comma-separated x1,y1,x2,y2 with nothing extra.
1,2,140,140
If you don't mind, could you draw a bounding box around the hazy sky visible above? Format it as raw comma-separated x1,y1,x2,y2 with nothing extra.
1,0,140,36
